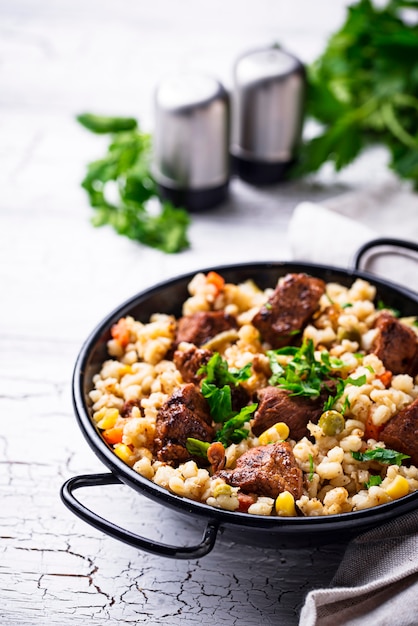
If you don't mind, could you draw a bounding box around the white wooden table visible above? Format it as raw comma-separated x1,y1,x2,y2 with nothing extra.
1,2,417,624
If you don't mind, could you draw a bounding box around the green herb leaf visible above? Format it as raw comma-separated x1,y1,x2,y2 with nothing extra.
268,339,343,397
77,113,138,134
201,380,233,424
345,374,367,387
215,404,257,447
268,339,368,412
292,0,418,189
198,353,256,444
199,353,252,387
352,447,410,465
185,438,210,458
77,114,190,253
365,475,383,489
377,300,401,317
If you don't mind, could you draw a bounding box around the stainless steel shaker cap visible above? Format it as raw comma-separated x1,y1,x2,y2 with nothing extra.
231,45,305,185
153,72,230,211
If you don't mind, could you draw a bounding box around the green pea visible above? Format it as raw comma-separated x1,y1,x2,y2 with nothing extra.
318,410,345,436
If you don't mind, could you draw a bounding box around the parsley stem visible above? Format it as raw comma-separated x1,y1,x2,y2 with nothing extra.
381,101,418,149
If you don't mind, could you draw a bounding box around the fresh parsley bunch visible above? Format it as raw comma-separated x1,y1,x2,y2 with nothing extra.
294,0,418,187
77,113,190,254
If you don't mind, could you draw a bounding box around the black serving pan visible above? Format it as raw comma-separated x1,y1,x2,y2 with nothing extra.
61,238,418,559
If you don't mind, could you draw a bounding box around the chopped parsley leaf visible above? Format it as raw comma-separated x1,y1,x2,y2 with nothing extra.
365,475,383,489
267,338,366,411
377,300,401,318
352,448,410,466
198,353,256,444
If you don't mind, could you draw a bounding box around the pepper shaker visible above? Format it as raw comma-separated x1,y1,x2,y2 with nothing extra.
231,45,306,185
153,71,230,212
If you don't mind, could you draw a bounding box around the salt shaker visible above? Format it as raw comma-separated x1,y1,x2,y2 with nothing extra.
153,72,230,212
231,45,306,185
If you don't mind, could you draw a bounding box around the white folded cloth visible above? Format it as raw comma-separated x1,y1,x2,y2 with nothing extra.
288,201,376,268
289,192,418,625
288,196,418,293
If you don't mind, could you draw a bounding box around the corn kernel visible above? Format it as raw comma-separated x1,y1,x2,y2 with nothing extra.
275,490,296,517
96,408,120,430
258,422,290,445
213,482,233,498
385,475,409,500
92,407,107,423
114,443,133,464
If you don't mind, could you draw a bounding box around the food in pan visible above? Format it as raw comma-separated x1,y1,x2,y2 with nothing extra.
89,271,418,517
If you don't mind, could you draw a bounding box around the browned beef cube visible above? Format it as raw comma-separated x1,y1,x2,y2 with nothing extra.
372,312,418,376
216,442,303,500
380,397,418,466
252,273,325,349
251,386,328,440
173,345,213,383
120,399,143,418
175,311,238,347
154,383,215,464
231,384,252,413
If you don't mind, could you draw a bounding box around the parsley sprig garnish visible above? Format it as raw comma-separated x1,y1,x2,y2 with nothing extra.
77,113,190,253
197,353,256,447
267,339,341,397
267,338,366,411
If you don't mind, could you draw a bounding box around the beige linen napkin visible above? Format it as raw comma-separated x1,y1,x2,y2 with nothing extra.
299,509,418,626
288,196,418,625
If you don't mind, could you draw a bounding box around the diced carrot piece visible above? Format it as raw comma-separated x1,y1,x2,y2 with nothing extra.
103,427,124,445
364,413,383,441
377,370,393,388
237,493,256,513
206,271,225,294
111,318,130,347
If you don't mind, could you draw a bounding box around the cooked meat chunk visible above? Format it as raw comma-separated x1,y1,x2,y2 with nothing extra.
120,399,143,418
251,385,329,440
175,311,238,347
371,312,418,376
154,383,215,464
173,345,213,383
380,397,418,466
216,442,303,500
231,384,252,413
252,273,326,349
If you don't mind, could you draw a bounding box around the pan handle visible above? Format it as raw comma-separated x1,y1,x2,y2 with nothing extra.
353,237,418,271
60,472,219,560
